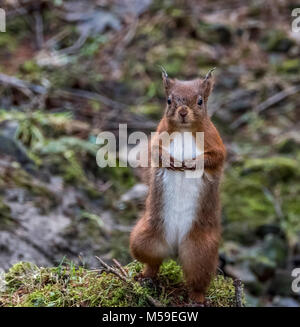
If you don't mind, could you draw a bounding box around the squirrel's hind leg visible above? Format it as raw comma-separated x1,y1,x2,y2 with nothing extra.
130,215,168,279
179,227,220,304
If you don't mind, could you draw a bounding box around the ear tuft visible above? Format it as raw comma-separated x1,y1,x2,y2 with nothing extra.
202,67,216,101
204,67,216,81
160,65,174,94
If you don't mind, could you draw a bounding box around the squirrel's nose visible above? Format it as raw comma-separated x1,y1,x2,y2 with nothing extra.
179,107,188,117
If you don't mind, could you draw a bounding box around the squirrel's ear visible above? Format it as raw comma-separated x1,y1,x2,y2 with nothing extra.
202,67,216,101
160,66,174,94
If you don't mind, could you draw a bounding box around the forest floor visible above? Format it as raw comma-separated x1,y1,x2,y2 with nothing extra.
0,0,300,306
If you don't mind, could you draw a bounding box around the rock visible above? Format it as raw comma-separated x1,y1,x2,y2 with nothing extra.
220,241,242,264
244,291,260,307
256,224,283,238
0,120,35,172
0,231,53,270
260,234,288,267
249,234,287,282
225,263,262,295
292,255,300,267
0,134,33,167
268,270,294,296
120,183,148,203
0,269,6,292
250,259,275,282
272,296,300,307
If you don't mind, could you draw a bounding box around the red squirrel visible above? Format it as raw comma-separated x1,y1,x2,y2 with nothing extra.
130,68,226,303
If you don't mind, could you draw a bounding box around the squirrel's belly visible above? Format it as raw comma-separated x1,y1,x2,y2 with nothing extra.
161,169,204,251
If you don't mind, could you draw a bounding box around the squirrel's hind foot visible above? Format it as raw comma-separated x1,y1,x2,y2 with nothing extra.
189,291,205,304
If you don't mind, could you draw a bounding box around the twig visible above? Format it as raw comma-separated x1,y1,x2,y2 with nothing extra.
102,121,156,130
145,294,164,307
254,85,300,113
0,73,47,95
7,7,28,18
112,258,128,278
114,18,139,60
44,29,70,50
0,73,128,110
95,256,164,307
54,88,129,110
95,256,131,284
233,279,243,307
0,74,155,129
231,85,300,129
58,32,89,55
33,8,44,50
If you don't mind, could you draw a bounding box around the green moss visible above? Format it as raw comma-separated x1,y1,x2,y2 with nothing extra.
38,138,94,186
242,157,300,184
80,36,108,58
261,30,294,52
277,59,300,74
222,156,300,243
0,260,241,307
0,33,18,52
0,197,14,228
158,259,184,285
146,43,187,75
196,22,232,45
5,262,40,292
47,58,102,89
102,165,136,194
222,168,275,242
130,103,162,120
206,275,237,307
276,138,299,154
10,167,56,200
20,60,45,82
0,110,74,148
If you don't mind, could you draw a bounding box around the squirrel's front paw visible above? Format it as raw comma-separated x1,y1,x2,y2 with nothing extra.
183,159,196,170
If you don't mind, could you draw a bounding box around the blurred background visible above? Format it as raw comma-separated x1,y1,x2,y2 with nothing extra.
0,0,300,307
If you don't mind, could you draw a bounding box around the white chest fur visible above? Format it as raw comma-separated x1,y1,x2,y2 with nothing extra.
161,132,204,251
161,169,203,250
168,131,202,161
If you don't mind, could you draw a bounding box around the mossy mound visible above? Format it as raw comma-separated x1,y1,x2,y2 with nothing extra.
0,260,241,307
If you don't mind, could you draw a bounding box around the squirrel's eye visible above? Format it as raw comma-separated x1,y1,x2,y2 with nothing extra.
167,97,171,105
197,97,203,106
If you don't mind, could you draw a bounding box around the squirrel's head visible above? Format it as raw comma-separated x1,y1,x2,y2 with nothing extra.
161,67,215,129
